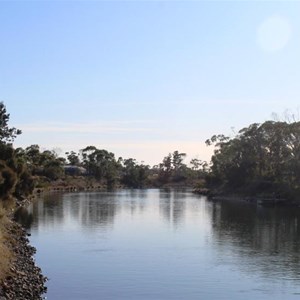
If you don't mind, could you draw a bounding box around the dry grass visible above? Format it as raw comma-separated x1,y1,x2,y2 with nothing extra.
0,203,13,281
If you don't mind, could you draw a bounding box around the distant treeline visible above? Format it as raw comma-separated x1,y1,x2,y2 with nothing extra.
11,146,205,190
1,101,300,203
0,102,206,202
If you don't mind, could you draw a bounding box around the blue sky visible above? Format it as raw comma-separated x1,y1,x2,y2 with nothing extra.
1,1,299,165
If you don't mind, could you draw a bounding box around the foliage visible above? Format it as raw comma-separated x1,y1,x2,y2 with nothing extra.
0,102,22,144
65,151,80,165
20,145,65,180
206,121,300,199
156,150,200,185
0,102,26,200
0,143,34,200
0,159,17,200
120,158,150,188
80,146,120,188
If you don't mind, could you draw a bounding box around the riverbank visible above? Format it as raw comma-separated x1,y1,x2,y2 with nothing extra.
33,175,120,195
0,201,47,300
193,187,296,206
0,211,12,287
0,177,125,300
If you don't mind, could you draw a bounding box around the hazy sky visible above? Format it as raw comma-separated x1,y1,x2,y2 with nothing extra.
1,1,299,166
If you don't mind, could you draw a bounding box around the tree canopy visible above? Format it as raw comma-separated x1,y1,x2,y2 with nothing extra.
3,100,299,202
0,102,21,144
0,103,33,201
206,120,300,200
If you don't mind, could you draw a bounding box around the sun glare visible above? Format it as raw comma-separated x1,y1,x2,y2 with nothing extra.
257,15,292,52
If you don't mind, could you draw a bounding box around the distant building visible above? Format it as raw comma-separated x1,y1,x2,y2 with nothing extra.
63,165,87,176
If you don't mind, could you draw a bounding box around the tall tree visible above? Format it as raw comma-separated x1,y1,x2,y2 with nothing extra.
80,146,119,187
66,151,80,165
0,102,22,144
206,120,300,199
121,158,149,188
0,102,34,200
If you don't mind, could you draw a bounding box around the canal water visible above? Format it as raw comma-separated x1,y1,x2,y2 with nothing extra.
16,189,300,299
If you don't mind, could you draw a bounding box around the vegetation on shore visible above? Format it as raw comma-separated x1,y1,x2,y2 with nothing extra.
0,101,206,290
1,100,300,205
203,119,300,202
0,100,300,295
0,101,25,283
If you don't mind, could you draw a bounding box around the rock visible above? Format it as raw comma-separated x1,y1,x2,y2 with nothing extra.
0,222,47,300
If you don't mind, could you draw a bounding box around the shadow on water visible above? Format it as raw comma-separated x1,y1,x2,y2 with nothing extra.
14,207,34,229
210,199,300,280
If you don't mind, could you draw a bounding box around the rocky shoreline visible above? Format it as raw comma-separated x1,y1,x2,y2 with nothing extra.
0,219,47,300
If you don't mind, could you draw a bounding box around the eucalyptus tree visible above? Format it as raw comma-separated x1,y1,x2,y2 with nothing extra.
24,144,41,172
121,158,149,188
172,151,187,182
0,102,34,200
22,145,64,180
158,153,172,183
41,150,65,180
0,102,22,144
80,146,119,187
190,158,202,171
206,120,300,199
157,151,189,184
65,151,80,165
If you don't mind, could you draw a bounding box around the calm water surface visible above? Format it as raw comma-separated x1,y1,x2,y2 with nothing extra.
16,189,300,299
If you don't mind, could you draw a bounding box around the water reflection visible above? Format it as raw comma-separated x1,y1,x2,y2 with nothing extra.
210,199,300,280
14,189,300,299
17,191,300,256
14,194,66,230
121,189,148,216
16,189,192,232
159,188,187,227
71,193,117,229
14,207,34,229
16,192,119,231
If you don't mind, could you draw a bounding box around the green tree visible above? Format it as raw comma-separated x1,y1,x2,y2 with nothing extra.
81,146,119,187
172,151,187,182
22,145,65,180
121,158,149,188
0,144,34,200
158,153,172,184
206,120,300,199
66,151,80,165
0,103,34,200
0,102,22,144
190,158,203,171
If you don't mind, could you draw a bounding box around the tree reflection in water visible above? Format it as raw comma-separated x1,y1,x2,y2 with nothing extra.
15,189,300,284
210,199,300,280
159,188,187,228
